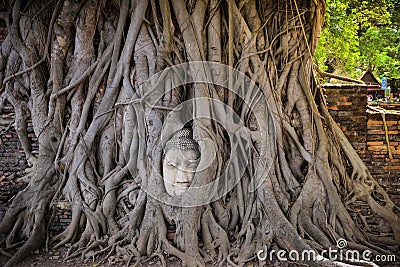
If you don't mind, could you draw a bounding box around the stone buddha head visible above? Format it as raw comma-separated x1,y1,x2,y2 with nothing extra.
162,128,201,196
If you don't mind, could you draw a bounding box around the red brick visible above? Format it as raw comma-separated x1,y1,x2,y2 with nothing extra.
337,102,353,106
367,141,384,146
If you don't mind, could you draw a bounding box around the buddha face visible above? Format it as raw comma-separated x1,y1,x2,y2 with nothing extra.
163,147,200,196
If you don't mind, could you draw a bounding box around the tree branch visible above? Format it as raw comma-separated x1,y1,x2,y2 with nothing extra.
314,64,365,84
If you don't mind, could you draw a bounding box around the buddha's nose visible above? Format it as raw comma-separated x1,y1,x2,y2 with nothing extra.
176,170,189,184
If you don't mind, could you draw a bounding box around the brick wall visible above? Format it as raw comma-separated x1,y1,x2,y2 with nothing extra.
0,101,72,233
366,110,400,207
324,84,400,206
324,84,400,239
366,112,400,178
0,102,30,221
0,103,38,180
324,83,368,156
49,201,72,234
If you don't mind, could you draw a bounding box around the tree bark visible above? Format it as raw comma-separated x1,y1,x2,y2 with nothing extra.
0,0,398,266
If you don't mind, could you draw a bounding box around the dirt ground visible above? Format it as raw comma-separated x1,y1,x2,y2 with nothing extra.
0,247,184,267
1,247,399,266
0,247,297,267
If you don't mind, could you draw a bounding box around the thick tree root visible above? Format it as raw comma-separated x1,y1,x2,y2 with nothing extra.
1,1,399,267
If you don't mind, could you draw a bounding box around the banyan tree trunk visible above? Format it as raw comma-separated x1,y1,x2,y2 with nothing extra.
0,0,398,266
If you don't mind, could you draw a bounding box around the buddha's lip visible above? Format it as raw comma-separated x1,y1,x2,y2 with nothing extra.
173,184,190,188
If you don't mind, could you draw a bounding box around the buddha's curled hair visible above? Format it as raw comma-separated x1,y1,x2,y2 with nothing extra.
164,128,201,159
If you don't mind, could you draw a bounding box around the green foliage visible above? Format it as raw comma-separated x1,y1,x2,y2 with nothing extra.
315,0,360,75
316,0,400,80
359,26,400,79
349,0,392,28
